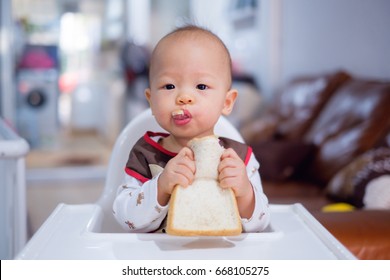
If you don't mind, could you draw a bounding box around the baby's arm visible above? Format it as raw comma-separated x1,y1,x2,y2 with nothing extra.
242,154,270,232
113,147,195,233
219,149,270,232
113,174,168,232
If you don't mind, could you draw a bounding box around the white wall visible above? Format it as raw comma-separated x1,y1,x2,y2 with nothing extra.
149,0,189,48
190,0,232,44
258,0,282,101
280,0,390,84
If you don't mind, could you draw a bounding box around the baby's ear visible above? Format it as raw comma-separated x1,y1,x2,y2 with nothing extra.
145,88,154,112
145,88,155,115
145,88,152,104
222,89,238,116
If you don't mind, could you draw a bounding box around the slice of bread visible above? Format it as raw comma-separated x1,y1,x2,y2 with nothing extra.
166,136,242,236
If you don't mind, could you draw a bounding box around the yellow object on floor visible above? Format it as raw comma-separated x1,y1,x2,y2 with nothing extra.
322,203,355,212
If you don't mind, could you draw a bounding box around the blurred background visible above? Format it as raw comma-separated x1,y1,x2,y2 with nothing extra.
1,0,390,258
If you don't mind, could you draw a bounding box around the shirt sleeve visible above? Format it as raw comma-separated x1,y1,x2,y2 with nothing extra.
240,153,271,233
113,172,169,232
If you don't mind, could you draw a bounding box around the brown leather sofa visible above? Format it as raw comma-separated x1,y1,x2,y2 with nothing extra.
241,71,390,259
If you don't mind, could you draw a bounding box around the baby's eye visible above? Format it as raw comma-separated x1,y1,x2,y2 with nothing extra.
164,84,175,90
196,84,208,90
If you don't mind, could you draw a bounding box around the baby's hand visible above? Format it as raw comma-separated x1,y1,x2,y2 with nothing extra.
218,148,251,198
218,148,255,218
158,147,195,204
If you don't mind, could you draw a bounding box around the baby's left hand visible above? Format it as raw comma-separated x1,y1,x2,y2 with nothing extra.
218,148,251,198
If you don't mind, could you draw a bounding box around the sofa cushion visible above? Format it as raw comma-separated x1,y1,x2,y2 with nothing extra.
241,71,350,144
252,140,315,181
304,79,390,185
326,147,390,208
273,71,350,140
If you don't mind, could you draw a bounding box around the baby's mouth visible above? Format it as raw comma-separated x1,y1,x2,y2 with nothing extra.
171,109,192,125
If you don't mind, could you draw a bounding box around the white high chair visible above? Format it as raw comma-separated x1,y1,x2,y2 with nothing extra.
17,109,355,259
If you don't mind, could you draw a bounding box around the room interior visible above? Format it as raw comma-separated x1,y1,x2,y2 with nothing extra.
1,0,390,260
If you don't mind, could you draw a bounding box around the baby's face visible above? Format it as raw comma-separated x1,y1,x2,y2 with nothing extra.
146,33,237,141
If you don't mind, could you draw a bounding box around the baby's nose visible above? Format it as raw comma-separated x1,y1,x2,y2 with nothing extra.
176,94,194,105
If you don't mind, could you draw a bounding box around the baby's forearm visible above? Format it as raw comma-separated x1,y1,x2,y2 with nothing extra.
113,176,169,232
239,154,271,232
157,175,171,206
236,184,255,219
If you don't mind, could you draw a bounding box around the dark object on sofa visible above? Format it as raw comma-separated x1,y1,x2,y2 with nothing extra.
326,147,390,208
241,70,390,259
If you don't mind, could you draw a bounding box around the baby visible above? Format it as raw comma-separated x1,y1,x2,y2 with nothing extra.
113,25,270,233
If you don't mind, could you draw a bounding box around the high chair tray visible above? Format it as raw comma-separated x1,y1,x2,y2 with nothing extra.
17,203,355,259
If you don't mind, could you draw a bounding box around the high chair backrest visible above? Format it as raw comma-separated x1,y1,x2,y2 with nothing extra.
97,108,244,232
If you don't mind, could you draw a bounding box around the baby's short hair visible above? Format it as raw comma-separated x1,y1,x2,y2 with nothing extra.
164,25,232,68
150,25,233,84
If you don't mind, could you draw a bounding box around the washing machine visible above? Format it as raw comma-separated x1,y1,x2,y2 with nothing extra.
16,68,59,149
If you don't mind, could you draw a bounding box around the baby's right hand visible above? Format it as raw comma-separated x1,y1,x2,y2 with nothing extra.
157,147,195,204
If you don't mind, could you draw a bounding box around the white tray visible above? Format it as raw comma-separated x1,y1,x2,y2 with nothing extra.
17,203,356,259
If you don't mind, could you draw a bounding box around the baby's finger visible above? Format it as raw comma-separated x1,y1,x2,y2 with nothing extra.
221,148,240,160
173,175,191,188
218,157,237,172
175,165,195,184
219,154,244,174
219,166,239,184
219,177,235,189
178,147,194,161
177,148,196,173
